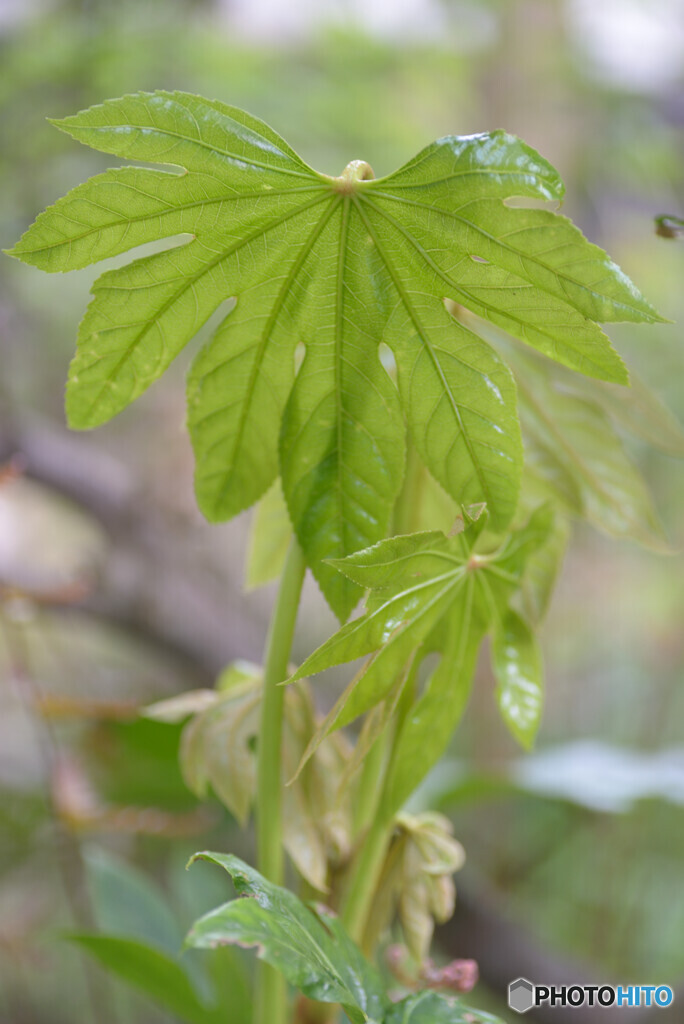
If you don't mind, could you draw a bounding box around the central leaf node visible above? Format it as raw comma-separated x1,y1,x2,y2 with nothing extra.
331,160,375,194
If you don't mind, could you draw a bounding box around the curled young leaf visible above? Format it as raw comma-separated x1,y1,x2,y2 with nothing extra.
367,812,465,962
148,663,352,891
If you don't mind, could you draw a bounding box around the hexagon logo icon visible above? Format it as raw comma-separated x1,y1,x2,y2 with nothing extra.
508,978,535,1014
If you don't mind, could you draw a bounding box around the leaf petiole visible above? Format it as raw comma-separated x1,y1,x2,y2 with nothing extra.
256,539,306,1024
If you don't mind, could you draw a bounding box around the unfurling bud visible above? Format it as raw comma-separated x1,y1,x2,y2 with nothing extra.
367,810,465,963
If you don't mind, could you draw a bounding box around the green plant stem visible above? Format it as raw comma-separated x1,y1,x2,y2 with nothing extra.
340,807,393,948
341,444,423,947
255,539,306,1024
351,728,387,839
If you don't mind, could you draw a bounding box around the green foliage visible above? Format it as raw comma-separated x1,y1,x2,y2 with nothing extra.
503,343,667,548
69,935,230,1024
246,480,292,588
491,610,543,750
84,845,183,953
365,812,465,961
186,852,502,1024
8,90,676,1024
7,90,661,618
146,661,353,892
70,847,251,1024
291,505,553,804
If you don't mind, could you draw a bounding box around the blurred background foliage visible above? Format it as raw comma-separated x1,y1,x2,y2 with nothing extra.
1,0,683,1021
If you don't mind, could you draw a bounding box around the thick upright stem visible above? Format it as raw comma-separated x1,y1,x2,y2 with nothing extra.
255,539,306,1024
340,808,393,948
341,442,422,947
351,729,387,839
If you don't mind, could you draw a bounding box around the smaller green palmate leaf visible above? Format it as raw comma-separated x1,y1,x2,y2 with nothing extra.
68,935,227,1024
515,511,570,626
291,507,553,783
517,363,666,549
245,479,292,589
491,608,544,750
186,853,387,1024
568,370,684,459
383,580,487,815
289,532,469,770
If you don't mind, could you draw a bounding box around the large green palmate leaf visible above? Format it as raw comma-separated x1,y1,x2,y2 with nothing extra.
7,92,660,617
186,853,503,1024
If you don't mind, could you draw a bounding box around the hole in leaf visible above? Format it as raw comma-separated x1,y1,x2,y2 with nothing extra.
443,297,488,335
378,342,397,378
183,295,238,365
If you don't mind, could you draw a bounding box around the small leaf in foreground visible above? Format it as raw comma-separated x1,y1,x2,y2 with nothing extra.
186,852,386,1024
384,991,505,1024
186,853,503,1024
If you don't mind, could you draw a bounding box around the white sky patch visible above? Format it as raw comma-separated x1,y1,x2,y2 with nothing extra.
215,0,496,50
568,0,684,93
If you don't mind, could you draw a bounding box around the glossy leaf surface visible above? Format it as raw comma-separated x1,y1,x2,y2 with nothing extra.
291,507,553,781
491,609,544,750
8,92,659,616
384,992,504,1024
186,853,502,1024
186,852,386,1024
